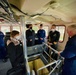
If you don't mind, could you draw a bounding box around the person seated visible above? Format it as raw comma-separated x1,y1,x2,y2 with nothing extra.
7,30,24,67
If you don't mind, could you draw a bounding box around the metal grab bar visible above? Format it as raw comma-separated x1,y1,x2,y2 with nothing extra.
28,54,41,59
44,43,59,53
44,43,64,60
37,43,63,75
32,70,35,75
37,60,60,75
20,16,30,75
43,50,54,61
26,62,30,75
49,60,62,75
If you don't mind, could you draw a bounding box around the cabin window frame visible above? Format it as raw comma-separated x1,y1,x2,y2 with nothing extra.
0,25,21,35
0,25,11,35
43,25,49,37
32,25,39,33
33,25,49,37
12,25,21,32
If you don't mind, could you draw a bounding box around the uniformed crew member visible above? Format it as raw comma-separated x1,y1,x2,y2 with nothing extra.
26,24,35,46
0,31,7,61
48,24,60,50
59,25,76,75
37,24,46,44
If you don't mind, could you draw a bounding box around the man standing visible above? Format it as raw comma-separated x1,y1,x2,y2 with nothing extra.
59,25,76,75
37,24,46,44
48,24,60,50
0,31,7,61
26,24,35,46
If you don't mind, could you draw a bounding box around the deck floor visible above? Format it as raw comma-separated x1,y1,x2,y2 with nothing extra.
0,59,12,75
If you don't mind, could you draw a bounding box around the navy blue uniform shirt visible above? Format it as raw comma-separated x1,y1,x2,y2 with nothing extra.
37,29,46,44
60,35,76,75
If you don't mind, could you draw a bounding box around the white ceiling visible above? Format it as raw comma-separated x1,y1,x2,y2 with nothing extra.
1,0,76,23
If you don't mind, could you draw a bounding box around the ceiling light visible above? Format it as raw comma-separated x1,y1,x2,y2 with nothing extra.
32,15,39,19
50,3,60,9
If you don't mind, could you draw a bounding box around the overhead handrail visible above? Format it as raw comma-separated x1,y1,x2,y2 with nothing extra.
0,0,17,22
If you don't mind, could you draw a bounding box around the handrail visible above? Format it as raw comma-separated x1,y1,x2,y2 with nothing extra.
42,54,49,63
43,50,54,61
37,60,59,75
28,54,40,59
37,43,63,75
32,70,35,75
44,43,59,53
44,43,64,60
49,60,62,75
26,61,30,75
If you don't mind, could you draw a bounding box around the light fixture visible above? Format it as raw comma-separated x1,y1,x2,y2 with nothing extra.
50,2,60,9
32,15,39,19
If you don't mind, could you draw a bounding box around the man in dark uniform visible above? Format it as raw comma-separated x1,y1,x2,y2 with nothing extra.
48,25,60,60
48,24,60,50
58,25,76,75
37,24,46,44
26,24,35,47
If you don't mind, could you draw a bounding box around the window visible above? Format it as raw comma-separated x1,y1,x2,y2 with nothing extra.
1,26,10,35
33,25,49,37
56,25,65,42
33,25,39,33
12,26,20,32
43,26,49,37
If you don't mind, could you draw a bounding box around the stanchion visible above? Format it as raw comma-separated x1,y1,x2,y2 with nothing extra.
20,16,30,75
